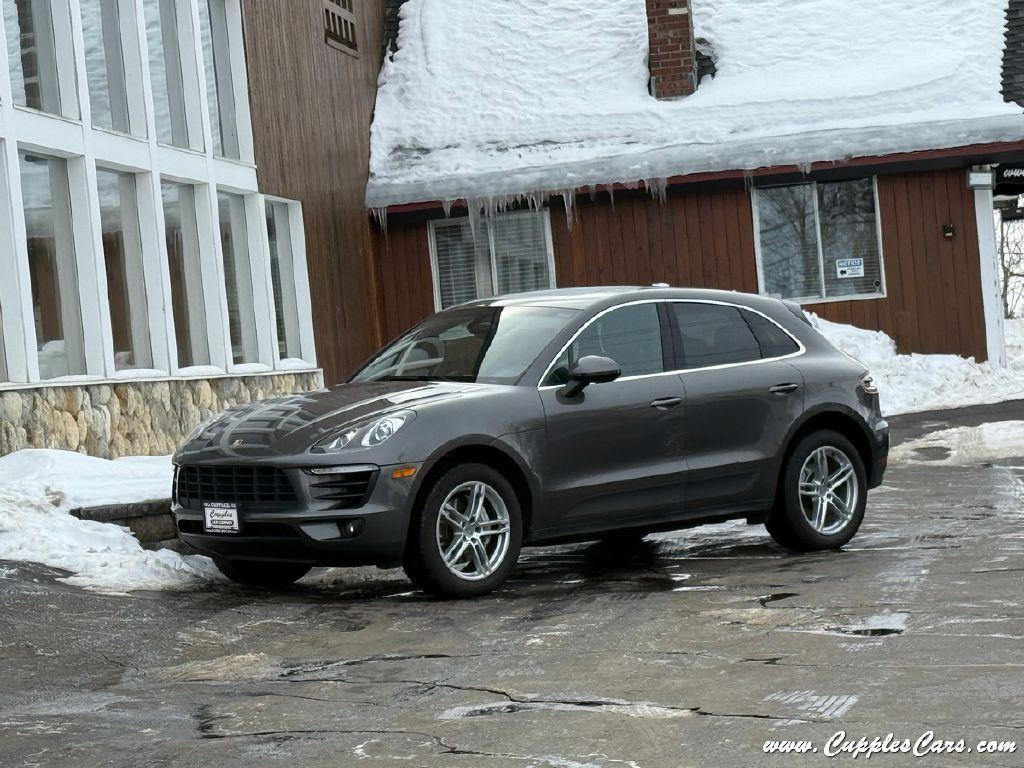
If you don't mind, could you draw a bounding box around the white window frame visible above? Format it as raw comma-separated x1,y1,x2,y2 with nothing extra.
0,0,313,388
260,195,316,367
427,208,557,312
752,176,887,306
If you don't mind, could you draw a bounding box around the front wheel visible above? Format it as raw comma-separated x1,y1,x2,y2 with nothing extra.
404,464,523,598
213,558,311,588
766,430,867,552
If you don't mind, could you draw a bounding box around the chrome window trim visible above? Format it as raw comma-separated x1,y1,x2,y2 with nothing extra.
537,298,807,390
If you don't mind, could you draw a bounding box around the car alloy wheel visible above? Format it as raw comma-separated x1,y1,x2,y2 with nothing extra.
798,446,859,536
434,481,512,581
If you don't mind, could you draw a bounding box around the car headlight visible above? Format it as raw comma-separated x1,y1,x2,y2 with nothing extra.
316,411,415,452
362,412,412,447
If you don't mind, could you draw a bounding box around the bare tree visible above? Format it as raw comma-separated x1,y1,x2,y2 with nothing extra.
995,213,1024,319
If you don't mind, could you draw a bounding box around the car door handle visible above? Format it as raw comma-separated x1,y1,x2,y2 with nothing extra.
650,397,683,410
769,383,800,395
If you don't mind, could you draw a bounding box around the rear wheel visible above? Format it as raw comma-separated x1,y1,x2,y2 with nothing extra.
213,558,311,588
404,463,523,598
766,430,866,552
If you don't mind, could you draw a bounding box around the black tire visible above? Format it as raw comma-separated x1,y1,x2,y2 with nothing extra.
403,463,523,598
213,558,311,588
766,429,867,552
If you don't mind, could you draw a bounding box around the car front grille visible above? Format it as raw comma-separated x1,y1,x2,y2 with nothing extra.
174,465,298,508
308,468,377,510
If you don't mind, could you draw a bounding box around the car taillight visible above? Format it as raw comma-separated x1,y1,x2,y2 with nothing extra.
860,374,879,395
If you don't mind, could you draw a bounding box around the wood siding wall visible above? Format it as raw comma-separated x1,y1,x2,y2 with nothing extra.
376,168,988,362
242,0,385,385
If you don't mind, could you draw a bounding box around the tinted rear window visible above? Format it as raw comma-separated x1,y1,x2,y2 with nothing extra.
673,303,761,369
742,309,800,358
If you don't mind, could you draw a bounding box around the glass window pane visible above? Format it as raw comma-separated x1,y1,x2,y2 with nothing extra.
20,151,86,379
266,201,301,360
80,0,129,132
569,303,664,378
433,219,492,309
4,0,76,117
162,181,209,368
674,303,761,369
818,179,884,299
198,0,238,159
757,185,823,301
491,212,552,295
97,169,152,371
741,309,799,359
217,191,257,364
144,0,194,148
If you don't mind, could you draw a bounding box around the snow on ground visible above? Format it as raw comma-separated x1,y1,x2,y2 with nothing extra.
368,0,1023,206
891,421,1024,466
812,316,1024,417
0,450,220,592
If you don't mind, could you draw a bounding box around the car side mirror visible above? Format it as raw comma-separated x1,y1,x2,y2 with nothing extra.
561,355,621,398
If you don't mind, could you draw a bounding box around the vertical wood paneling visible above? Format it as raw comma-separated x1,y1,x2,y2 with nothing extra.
374,168,988,363
242,0,385,384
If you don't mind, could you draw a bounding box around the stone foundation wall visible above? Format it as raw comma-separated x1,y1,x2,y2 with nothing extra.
0,371,324,459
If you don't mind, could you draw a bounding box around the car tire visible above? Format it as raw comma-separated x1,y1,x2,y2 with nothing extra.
766,429,867,552
404,463,523,598
213,558,311,588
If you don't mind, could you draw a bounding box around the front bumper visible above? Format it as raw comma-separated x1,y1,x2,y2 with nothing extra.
173,463,422,567
867,417,890,489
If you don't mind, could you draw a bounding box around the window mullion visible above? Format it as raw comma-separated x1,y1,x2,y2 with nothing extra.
77,156,118,377
244,193,275,366
486,215,499,297
811,182,827,301
0,141,35,382
287,202,317,365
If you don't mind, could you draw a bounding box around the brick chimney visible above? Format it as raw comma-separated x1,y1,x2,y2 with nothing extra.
646,0,698,100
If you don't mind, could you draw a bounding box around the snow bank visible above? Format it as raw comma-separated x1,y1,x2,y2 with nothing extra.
0,450,219,592
891,421,1024,466
368,0,1023,206
811,316,1024,416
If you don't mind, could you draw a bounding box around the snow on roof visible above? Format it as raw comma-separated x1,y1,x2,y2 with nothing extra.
367,0,1024,208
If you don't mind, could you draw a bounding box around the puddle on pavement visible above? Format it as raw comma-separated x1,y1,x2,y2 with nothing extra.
891,421,1024,466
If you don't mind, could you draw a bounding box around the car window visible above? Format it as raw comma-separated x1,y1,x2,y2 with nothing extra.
673,303,761,369
352,306,579,385
742,309,800,359
546,303,665,385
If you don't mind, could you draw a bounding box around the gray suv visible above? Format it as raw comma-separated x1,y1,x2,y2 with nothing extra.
172,287,889,597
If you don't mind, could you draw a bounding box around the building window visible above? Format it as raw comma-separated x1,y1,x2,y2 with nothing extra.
4,0,78,118
144,0,202,150
324,0,357,55
755,178,885,304
266,200,304,362
217,191,257,365
198,0,238,159
162,181,209,369
429,210,555,310
97,169,152,371
80,0,132,133
20,151,86,379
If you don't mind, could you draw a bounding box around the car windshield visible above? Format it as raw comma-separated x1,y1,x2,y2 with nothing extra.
351,306,579,385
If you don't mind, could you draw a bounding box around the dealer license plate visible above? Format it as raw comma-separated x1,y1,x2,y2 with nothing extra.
204,503,239,534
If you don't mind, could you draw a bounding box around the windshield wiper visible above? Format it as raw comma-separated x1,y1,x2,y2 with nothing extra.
384,375,469,383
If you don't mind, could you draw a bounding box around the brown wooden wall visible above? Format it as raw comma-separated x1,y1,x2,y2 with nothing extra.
242,0,386,384
814,170,987,361
376,168,989,362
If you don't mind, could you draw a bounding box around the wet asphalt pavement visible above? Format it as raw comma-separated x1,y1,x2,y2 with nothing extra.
2,403,1024,767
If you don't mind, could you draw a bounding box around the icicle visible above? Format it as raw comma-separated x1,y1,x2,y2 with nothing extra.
645,178,668,205
442,200,454,218
371,207,389,235
607,186,615,209
561,189,575,229
797,162,813,178
588,184,598,202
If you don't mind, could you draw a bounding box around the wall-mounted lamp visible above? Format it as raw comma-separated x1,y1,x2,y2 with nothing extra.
967,168,994,189
943,224,956,238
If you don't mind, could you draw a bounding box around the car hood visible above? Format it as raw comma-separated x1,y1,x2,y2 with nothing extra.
175,381,475,462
